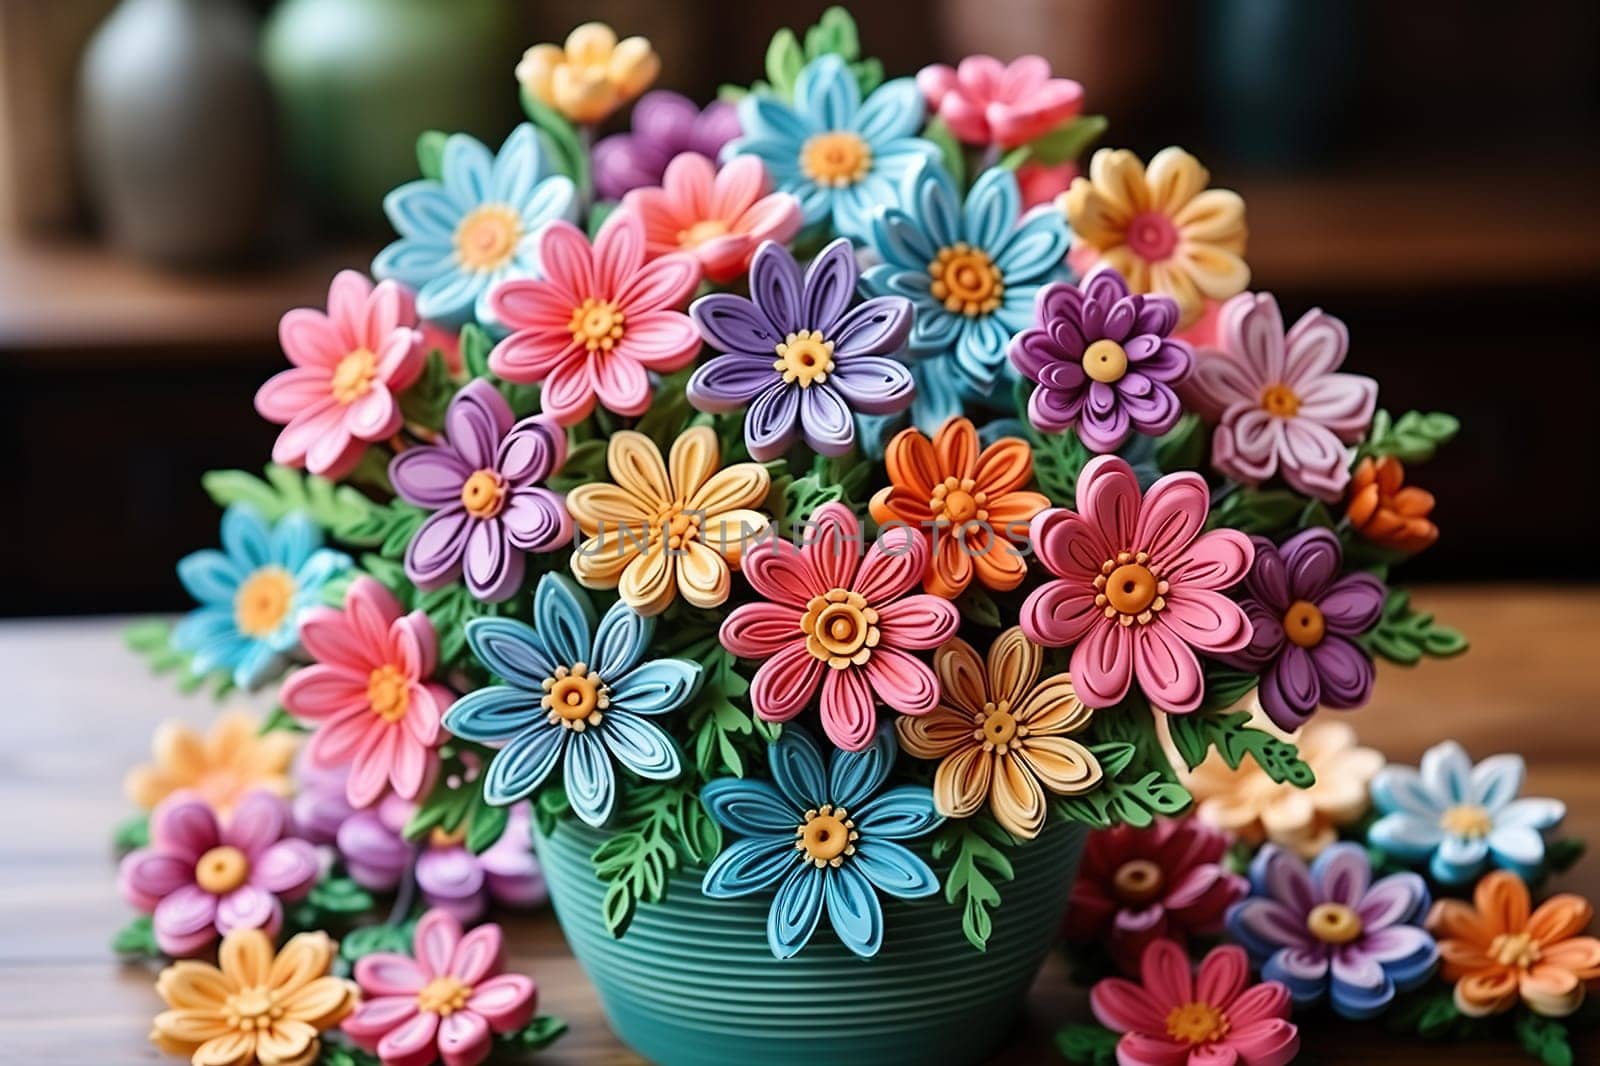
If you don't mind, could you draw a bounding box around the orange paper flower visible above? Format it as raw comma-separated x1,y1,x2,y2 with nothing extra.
868,417,1048,599
150,929,357,1066
1347,456,1439,554
897,627,1101,839
1428,871,1600,1019
124,711,297,814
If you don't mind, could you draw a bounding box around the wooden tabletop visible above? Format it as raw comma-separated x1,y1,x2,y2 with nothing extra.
4,586,1599,1064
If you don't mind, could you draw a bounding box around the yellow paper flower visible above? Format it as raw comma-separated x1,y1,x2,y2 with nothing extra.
565,427,771,617
516,22,660,125
1179,713,1383,858
897,627,1102,840
150,929,357,1066
1062,147,1249,328
125,711,297,814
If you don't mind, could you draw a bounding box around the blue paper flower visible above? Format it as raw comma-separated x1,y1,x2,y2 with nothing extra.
444,573,698,827
172,505,351,691
1369,740,1565,885
861,161,1071,431
725,54,939,241
700,725,942,959
373,123,578,326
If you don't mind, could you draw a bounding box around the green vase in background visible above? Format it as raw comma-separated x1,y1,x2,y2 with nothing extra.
261,0,519,235
536,817,1086,1066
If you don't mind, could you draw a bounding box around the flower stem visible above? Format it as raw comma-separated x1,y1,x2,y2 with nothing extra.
387,844,421,926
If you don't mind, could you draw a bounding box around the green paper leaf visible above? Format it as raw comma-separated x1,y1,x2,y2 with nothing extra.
1088,741,1137,780
466,796,512,855
587,782,709,938
634,370,702,452
806,6,861,60
111,914,162,958
1359,409,1460,464
1054,772,1191,829
533,786,573,839
1055,1022,1120,1066
416,130,448,181
495,1015,568,1052
953,585,1001,629
199,469,283,517
318,1044,383,1066
1517,1011,1576,1066
764,28,804,100
258,706,307,735
1359,588,1469,665
931,813,1017,952
405,760,478,840
339,923,413,964
684,642,770,781
1155,413,1205,473
518,92,591,198
307,876,375,917
1166,710,1315,787
1201,666,1259,712
922,117,966,189
549,438,608,495
1026,424,1091,507
1003,114,1109,170
113,813,150,853
398,351,455,432
1205,487,1307,537
124,617,232,696
1545,837,1586,874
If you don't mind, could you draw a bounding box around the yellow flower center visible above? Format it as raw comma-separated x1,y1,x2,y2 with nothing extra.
330,348,379,404
1282,600,1326,649
1111,858,1166,904
773,329,835,387
928,242,1004,316
194,845,250,895
1082,339,1130,384
460,469,508,519
800,131,872,188
1440,804,1494,839
1261,383,1301,418
801,588,880,669
651,504,703,551
416,975,473,1016
224,987,283,1032
568,297,627,352
540,663,609,731
1306,902,1364,945
429,824,468,848
367,664,411,723
795,804,858,868
1095,553,1169,625
455,203,523,272
678,218,730,248
1165,1001,1229,1046
929,476,988,526
1489,932,1542,969
234,567,296,637
974,699,1025,754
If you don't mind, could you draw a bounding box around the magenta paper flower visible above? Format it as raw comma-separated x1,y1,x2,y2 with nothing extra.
118,790,318,956
1022,455,1254,714
281,576,453,807
255,270,426,480
916,54,1084,149
487,211,701,425
720,502,960,751
1092,941,1300,1066
1188,292,1377,501
344,908,536,1066
389,379,572,603
593,90,741,201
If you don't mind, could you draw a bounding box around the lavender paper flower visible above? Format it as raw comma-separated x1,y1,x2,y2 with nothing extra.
687,238,915,460
389,379,572,603
1008,266,1192,452
593,90,741,201
1227,843,1436,1019
1222,528,1386,733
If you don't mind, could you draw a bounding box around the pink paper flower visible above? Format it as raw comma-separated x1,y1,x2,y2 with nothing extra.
917,54,1083,149
621,153,803,284
720,502,961,752
1187,292,1377,502
487,212,701,425
256,270,426,479
1022,455,1254,714
1016,160,1078,209
118,789,318,956
1092,941,1300,1066
281,575,453,807
344,908,536,1066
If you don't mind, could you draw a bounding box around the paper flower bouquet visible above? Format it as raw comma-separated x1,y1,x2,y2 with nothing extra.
117,8,1476,1065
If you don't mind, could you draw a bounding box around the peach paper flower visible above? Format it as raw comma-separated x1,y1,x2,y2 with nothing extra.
622,154,803,284
124,710,296,814
1428,871,1600,1018
1347,456,1439,554
916,54,1084,149
516,22,659,125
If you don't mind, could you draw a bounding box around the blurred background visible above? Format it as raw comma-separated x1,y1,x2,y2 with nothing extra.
2,0,1597,616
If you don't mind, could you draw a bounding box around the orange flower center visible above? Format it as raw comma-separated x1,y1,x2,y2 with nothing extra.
455,203,523,272
416,975,473,1016
429,824,468,848
1261,383,1301,418
541,663,608,731
800,131,872,187
1111,858,1166,904
773,329,835,387
802,588,880,669
1489,932,1542,969
1165,1001,1229,1045
678,218,730,248
1082,339,1130,384
974,699,1025,754
234,567,296,637
195,845,250,895
223,986,283,1032
1095,553,1169,625
795,804,857,867
930,476,988,525
569,297,627,352
928,242,1004,316
1282,600,1326,648
1306,902,1364,945
1125,210,1179,262
650,504,703,551
460,469,508,519
367,664,411,722
330,348,379,404
1440,804,1494,839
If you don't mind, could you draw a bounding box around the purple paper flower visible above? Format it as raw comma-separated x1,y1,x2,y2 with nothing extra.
593,90,741,201
1008,266,1193,452
389,379,572,603
118,790,319,956
1223,527,1386,732
687,238,915,459
1227,843,1437,1019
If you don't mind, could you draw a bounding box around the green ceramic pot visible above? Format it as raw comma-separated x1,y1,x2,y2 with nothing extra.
536,817,1086,1066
